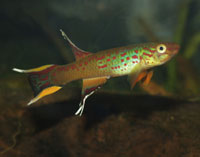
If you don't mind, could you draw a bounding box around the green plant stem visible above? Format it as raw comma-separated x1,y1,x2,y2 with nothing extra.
167,0,190,91
183,33,200,59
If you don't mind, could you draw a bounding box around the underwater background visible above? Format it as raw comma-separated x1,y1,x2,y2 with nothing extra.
0,0,200,156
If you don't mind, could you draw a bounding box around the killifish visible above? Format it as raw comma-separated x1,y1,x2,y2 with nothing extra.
13,30,180,116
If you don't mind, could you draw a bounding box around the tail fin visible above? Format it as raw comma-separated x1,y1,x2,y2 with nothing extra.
13,64,62,105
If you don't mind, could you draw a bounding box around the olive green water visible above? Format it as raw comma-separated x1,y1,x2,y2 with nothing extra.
1,0,200,156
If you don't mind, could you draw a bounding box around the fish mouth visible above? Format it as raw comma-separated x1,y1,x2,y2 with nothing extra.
173,44,180,55
168,44,180,56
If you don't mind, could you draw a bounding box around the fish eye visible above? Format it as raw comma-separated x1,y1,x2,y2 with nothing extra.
157,44,166,53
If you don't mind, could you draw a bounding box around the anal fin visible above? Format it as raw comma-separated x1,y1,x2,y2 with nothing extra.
75,76,109,116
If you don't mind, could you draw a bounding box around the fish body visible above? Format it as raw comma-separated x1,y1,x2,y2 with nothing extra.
13,30,180,116
53,44,141,84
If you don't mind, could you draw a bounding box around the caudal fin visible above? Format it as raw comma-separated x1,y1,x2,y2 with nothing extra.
13,64,62,105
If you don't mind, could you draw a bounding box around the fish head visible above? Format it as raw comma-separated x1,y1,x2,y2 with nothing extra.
140,42,180,69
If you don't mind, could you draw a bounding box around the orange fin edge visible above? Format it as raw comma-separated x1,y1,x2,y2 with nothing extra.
27,86,62,105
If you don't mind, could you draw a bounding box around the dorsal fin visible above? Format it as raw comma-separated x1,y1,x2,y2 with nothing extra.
60,29,92,60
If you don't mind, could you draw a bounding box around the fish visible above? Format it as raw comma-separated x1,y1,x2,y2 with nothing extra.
13,29,180,116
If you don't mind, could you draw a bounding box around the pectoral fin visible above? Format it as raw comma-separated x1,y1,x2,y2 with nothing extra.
142,71,153,85
75,76,109,116
128,70,154,89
